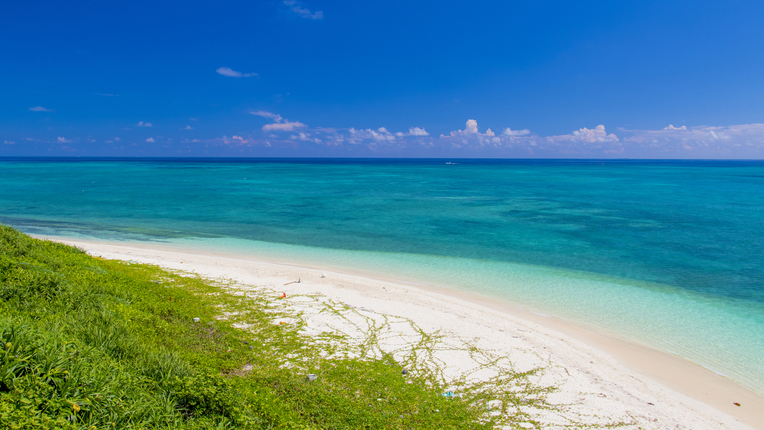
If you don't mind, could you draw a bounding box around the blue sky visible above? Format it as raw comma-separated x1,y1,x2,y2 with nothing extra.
2,0,764,158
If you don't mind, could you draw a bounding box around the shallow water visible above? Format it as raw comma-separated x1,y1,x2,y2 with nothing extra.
2,157,763,392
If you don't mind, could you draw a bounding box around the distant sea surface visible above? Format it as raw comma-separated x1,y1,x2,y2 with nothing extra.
2,157,763,393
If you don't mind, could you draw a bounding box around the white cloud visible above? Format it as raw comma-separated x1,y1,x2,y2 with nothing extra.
114,137,121,141
290,132,321,143
664,124,687,130
29,106,53,112
408,127,429,136
284,0,323,19
464,119,479,134
263,121,306,132
444,120,498,139
371,128,395,141
312,120,502,151
442,119,494,138
252,110,306,132
434,119,517,151
181,125,193,130
220,135,258,145
503,127,531,136
136,121,153,127
3,140,15,145
623,123,764,154
216,67,257,78
250,111,283,122
57,137,72,143
547,125,620,144
396,127,430,137
146,137,155,142
346,127,396,142
573,125,617,142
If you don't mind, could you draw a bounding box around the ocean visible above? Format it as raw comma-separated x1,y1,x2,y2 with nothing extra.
2,157,763,393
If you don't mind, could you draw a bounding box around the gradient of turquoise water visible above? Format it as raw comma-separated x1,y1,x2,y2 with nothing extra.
2,158,763,392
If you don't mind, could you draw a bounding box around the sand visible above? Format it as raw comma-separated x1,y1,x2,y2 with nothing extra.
42,236,764,429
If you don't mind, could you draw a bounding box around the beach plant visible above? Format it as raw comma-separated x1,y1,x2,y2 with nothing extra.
0,224,618,429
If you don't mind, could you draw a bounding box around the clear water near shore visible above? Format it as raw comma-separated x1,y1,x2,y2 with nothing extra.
1,157,763,393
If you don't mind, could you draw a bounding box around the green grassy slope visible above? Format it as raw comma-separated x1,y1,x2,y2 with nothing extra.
0,225,552,429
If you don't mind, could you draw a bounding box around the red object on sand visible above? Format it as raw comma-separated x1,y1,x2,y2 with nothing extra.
279,292,287,298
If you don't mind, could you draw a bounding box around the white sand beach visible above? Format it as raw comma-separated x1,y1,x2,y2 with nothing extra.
44,236,764,430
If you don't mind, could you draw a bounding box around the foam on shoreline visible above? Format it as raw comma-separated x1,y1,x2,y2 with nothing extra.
38,235,764,430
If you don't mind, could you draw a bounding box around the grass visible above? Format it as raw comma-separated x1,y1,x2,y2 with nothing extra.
0,224,561,429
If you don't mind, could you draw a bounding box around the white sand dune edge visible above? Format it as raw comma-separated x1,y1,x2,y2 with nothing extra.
45,237,763,430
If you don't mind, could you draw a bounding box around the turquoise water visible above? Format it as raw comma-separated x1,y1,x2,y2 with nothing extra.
1,157,763,393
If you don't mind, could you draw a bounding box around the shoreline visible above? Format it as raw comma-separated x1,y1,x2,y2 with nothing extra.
39,235,764,429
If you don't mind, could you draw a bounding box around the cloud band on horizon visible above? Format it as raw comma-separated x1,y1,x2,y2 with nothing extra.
215,115,764,158
6,114,764,159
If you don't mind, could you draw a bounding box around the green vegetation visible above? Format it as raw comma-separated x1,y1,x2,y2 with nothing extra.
0,225,555,429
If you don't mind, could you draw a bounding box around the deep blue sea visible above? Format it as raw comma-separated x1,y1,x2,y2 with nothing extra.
2,157,763,393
